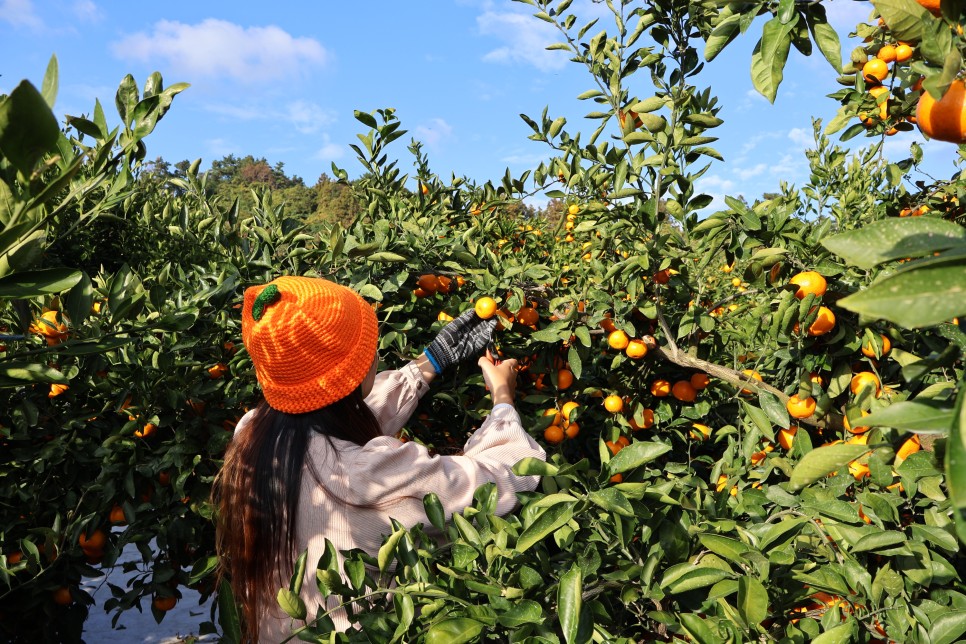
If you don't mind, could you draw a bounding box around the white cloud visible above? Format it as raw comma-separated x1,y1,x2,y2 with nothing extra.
787,127,814,149
1,0,42,28
414,118,453,147
699,175,736,193
824,2,873,34
72,0,101,23
501,150,551,166
112,19,328,82
205,100,336,133
477,9,567,72
206,138,239,157
314,134,344,162
735,163,767,180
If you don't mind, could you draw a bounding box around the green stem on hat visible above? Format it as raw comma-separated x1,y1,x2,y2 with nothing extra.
252,284,281,321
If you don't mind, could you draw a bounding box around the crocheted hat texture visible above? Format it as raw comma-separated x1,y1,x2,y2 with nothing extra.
241,276,378,414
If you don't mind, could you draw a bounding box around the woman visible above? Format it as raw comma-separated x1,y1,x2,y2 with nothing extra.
212,275,546,641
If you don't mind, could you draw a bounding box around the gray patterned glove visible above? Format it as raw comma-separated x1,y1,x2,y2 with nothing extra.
423,309,497,373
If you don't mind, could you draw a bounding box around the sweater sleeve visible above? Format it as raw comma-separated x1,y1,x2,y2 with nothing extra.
348,404,547,519
364,361,431,436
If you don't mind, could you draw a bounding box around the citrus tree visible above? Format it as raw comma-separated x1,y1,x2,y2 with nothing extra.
1,0,965,642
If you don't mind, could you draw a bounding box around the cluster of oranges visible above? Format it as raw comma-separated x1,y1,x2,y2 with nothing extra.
542,400,581,444
604,326,650,360
649,372,710,404
413,273,463,299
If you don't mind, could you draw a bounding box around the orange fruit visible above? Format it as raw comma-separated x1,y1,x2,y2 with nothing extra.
603,394,624,413
413,287,430,298
850,371,881,395
556,369,574,390
690,423,712,441
740,370,762,395
895,43,913,62
861,334,891,358
600,316,617,333
7,551,23,565
625,339,647,359
653,269,670,284
877,44,897,63
79,528,107,555
808,306,836,336
48,383,69,398
786,395,816,419
916,0,941,14
568,204,580,216
563,422,580,439
135,423,157,438
650,379,671,397
896,435,921,462
607,330,630,350
152,596,178,612
844,411,870,434
207,363,228,379
109,504,126,525
789,271,827,299
869,85,889,120
916,79,966,144
543,408,562,426
158,471,172,486
778,426,798,450
544,425,565,444
420,183,429,195
474,297,498,319
436,275,453,294
560,401,580,425
671,381,697,403
52,586,73,606
849,460,871,480
605,440,622,456
437,311,454,322
690,373,710,390
30,310,68,343
630,408,655,431
417,274,439,293
862,58,889,83
516,306,539,326
610,473,623,483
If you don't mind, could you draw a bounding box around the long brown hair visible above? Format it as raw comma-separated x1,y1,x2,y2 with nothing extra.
212,387,383,641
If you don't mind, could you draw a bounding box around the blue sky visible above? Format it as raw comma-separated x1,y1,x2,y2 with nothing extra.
1,0,960,209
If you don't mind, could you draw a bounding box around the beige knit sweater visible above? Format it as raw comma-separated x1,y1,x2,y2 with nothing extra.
234,361,546,640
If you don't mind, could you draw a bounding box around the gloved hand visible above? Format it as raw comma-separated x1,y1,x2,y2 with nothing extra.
423,308,497,373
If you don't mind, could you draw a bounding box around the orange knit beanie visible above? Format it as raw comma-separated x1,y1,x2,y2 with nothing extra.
241,276,378,414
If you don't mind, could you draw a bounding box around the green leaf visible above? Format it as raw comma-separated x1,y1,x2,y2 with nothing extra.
705,14,742,63
872,0,930,43
276,588,306,621
835,260,966,328
851,530,906,553
496,599,544,627
751,16,796,103
423,493,446,531
377,527,406,572
426,618,483,644
737,576,768,626
758,391,791,430
947,380,966,543
587,487,634,517
0,268,83,299
859,400,954,433
811,619,857,644
513,457,559,476
41,55,58,108
807,6,842,72
789,444,869,490
822,218,966,269
697,534,753,565
929,609,966,644
558,565,582,644
217,579,242,644
679,613,718,644
0,363,67,388
452,514,482,548
115,74,139,129
516,501,576,552
662,563,734,594
607,440,671,474
0,80,60,176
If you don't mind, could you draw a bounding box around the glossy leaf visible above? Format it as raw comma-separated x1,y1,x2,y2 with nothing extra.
558,565,582,644
425,618,484,644
948,380,966,543
751,16,796,103
737,576,768,626
789,444,869,490
835,260,966,328
0,268,83,299
859,400,954,433
0,80,60,175
821,217,966,269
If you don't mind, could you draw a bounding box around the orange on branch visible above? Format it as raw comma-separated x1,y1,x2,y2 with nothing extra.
543,425,565,445
786,395,816,419
474,297,498,319
650,379,671,397
850,371,881,395
690,373,710,390
603,394,624,413
556,369,574,390
607,330,629,350
808,306,836,336
862,58,889,83
861,334,891,358
630,408,655,431
671,381,697,403
740,370,761,395
916,80,966,144
789,271,827,299
625,339,647,359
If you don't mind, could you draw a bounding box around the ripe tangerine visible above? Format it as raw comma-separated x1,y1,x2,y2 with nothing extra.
786,395,817,419
607,330,630,350
625,339,647,359
474,297,498,319
850,371,881,395
808,306,836,336
671,381,697,403
544,425,565,445
650,379,671,397
603,395,624,413
789,271,827,299
916,80,966,144
861,334,891,358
